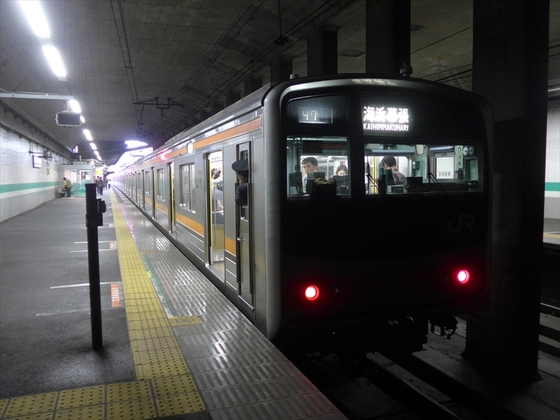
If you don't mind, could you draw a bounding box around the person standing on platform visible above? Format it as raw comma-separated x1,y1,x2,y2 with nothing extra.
96,176,104,195
232,159,249,206
63,177,72,197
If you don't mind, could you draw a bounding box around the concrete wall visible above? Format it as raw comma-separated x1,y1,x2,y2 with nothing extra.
0,108,63,222
545,105,560,220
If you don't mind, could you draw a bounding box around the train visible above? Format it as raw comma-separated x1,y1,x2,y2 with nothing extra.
113,75,492,356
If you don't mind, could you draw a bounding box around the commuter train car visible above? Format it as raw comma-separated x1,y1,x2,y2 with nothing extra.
114,75,491,355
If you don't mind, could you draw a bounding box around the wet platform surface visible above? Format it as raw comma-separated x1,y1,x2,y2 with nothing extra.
0,189,558,420
0,190,344,419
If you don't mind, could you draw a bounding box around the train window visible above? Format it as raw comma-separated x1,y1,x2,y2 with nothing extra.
179,163,196,211
156,168,165,200
364,143,482,194
286,136,349,196
144,171,151,196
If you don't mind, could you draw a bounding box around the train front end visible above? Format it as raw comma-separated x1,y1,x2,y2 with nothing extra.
263,76,492,354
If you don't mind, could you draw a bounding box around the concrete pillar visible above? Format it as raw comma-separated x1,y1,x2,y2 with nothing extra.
225,91,241,107
467,0,549,382
365,0,411,76
270,55,293,83
211,101,224,114
196,110,210,125
243,76,262,97
307,25,339,76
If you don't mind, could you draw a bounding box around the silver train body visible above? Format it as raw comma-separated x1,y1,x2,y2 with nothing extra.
114,75,492,354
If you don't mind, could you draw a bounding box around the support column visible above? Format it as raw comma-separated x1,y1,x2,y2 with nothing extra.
270,55,293,83
225,90,241,107
467,0,549,382
365,0,411,76
243,76,262,97
211,101,224,114
307,25,339,76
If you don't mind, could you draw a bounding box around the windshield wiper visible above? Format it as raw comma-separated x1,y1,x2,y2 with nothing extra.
427,172,448,196
366,173,387,196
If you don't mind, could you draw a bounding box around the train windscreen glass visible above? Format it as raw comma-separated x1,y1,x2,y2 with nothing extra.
286,136,350,196
364,143,482,195
360,93,484,195
285,95,350,197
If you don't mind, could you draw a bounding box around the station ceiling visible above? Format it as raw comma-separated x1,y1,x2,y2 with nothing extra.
1,0,558,166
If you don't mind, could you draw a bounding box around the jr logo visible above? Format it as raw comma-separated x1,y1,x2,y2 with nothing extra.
448,214,475,233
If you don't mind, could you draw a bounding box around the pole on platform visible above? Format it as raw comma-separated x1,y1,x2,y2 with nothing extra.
85,183,106,350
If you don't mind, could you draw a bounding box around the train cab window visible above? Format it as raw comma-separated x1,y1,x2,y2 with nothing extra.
286,136,349,197
179,163,196,212
364,143,482,195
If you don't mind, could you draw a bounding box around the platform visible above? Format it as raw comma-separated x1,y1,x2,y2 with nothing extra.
0,190,345,419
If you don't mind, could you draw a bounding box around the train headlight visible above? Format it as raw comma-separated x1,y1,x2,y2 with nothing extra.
457,269,470,284
305,285,320,301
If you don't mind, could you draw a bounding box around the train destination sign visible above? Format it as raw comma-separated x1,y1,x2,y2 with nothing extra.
363,106,410,132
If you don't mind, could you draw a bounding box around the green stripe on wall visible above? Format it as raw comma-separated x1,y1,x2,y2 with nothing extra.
2,181,560,193
0,182,58,193
545,182,560,192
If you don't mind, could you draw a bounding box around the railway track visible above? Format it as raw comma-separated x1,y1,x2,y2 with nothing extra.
290,308,559,420
363,353,468,419
293,350,488,420
540,303,560,357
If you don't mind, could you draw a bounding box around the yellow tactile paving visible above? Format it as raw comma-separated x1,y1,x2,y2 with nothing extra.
155,393,206,417
3,393,58,418
151,375,199,395
106,399,157,420
0,191,205,419
105,381,152,403
57,386,105,409
54,404,105,420
0,401,7,419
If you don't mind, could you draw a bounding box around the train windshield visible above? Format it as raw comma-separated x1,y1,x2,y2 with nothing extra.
285,139,482,196
364,142,482,195
283,90,485,198
286,136,350,196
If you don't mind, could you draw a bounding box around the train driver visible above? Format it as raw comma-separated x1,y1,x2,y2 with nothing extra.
301,156,318,193
232,159,249,206
381,156,407,186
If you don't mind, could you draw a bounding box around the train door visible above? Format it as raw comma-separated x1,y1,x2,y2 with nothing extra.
168,163,175,233
207,151,225,279
142,169,149,211
136,172,141,203
150,168,156,218
236,143,253,307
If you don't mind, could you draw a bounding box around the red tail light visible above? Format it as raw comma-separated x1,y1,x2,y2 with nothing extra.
305,285,320,301
457,269,470,284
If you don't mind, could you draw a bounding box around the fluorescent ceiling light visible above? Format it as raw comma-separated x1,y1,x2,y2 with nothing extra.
125,140,148,149
94,151,101,160
80,115,86,123
19,1,50,38
42,45,66,79
90,143,97,150
68,99,81,113
83,129,93,141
